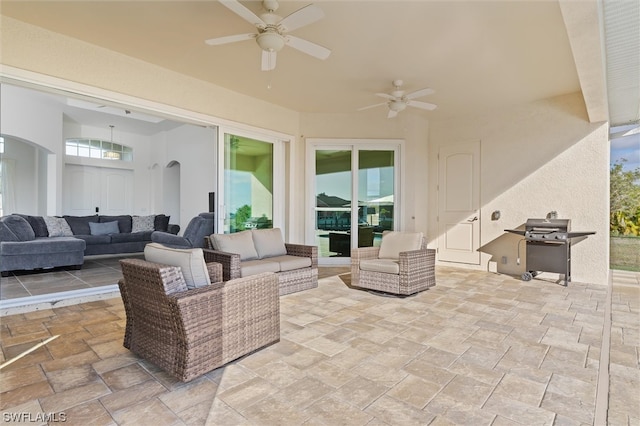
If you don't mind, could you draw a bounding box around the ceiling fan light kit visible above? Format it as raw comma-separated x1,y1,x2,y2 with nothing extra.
205,0,331,71
256,31,285,52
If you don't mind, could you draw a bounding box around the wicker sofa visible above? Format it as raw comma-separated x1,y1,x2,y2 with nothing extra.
119,256,280,382
204,228,318,296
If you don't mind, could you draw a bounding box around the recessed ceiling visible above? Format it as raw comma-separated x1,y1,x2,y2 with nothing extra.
0,0,594,121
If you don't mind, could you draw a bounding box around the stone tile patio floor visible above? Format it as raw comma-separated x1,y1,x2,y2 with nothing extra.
0,266,638,425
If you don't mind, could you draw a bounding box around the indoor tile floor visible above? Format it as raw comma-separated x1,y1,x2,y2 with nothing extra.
0,266,638,425
0,255,144,300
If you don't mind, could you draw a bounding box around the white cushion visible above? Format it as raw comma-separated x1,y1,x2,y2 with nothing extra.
144,243,210,290
210,231,258,261
268,255,312,271
240,259,281,277
378,231,423,259
360,259,400,274
252,228,287,259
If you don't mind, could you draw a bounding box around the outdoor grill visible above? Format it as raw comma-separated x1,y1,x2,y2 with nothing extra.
505,218,596,286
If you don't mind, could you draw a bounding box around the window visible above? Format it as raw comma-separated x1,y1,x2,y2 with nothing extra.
65,139,133,161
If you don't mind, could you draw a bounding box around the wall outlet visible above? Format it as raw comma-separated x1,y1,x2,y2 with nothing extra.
501,256,508,264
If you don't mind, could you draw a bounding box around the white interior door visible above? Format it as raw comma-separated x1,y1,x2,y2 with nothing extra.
64,165,132,215
437,141,481,264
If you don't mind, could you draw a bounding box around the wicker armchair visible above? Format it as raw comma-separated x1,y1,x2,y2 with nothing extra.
351,232,436,296
118,258,280,382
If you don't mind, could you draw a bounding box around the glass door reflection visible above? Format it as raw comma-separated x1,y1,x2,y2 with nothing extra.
314,148,396,259
223,134,273,234
315,150,352,258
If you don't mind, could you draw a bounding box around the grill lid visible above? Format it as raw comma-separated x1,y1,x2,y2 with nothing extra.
525,218,570,231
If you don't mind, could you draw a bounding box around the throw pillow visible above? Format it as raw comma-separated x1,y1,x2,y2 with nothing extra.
89,221,120,235
63,215,99,235
252,228,287,259
16,214,49,237
209,230,258,261
43,216,74,237
99,215,132,233
144,243,210,290
132,215,156,233
154,214,170,232
378,231,424,259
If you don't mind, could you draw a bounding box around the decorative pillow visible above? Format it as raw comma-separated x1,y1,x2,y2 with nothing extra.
44,216,74,237
252,228,287,259
209,230,258,261
132,215,156,233
63,215,99,235
99,215,132,233
89,221,120,235
154,214,170,232
378,231,424,259
144,243,210,290
16,214,49,237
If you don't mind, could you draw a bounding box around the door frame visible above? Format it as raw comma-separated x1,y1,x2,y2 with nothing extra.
305,138,404,265
216,125,287,234
437,140,481,265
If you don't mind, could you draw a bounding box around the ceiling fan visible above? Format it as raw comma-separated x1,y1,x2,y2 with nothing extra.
205,0,331,71
358,80,438,118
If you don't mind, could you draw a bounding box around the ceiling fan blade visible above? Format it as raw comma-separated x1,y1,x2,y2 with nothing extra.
205,33,256,46
405,88,435,100
408,100,438,111
279,4,324,33
387,109,399,119
375,93,396,100
261,50,277,71
357,102,387,111
219,0,265,27
285,35,331,60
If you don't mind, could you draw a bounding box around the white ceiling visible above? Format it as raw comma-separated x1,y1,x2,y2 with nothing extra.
2,0,590,122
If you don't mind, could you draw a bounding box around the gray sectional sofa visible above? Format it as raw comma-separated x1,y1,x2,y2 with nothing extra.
0,213,179,276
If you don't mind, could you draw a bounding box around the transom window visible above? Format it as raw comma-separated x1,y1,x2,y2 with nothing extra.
65,138,133,161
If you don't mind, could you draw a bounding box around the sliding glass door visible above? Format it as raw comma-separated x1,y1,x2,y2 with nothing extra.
309,141,401,264
220,132,277,234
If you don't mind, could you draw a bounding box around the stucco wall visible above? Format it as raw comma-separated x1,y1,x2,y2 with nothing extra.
1,14,610,284
429,93,609,285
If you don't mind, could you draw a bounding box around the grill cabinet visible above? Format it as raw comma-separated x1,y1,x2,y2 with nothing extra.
505,218,595,286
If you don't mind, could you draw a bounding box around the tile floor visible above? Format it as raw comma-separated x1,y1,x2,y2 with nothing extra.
0,255,143,300
0,266,638,425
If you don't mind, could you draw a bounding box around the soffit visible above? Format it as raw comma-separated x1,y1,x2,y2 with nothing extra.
1,0,583,121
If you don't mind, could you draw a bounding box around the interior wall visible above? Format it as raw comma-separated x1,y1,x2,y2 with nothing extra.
1,137,37,214
1,84,63,214
63,123,154,216
428,92,609,285
161,125,217,232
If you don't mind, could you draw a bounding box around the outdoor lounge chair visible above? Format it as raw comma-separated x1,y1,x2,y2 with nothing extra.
350,231,436,296
118,256,280,382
